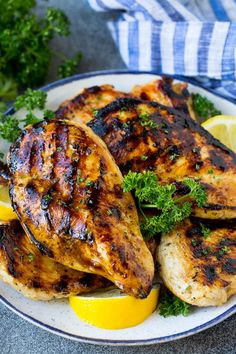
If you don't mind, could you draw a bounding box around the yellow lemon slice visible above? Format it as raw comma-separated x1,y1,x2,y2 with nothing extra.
69,286,159,330
0,184,17,220
202,115,236,153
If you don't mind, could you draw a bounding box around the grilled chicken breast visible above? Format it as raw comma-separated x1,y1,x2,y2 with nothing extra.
56,84,127,124
0,219,110,300
88,98,236,219
132,78,195,119
157,218,236,306
55,79,194,126
8,119,154,298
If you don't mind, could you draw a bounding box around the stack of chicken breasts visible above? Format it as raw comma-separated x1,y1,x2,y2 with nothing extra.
0,78,235,307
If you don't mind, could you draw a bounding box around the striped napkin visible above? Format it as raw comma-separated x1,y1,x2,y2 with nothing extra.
88,0,236,100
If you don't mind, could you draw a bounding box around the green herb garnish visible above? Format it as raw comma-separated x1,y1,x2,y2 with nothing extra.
14,89,47,111
43,194,52,203
159,292,190,317
0,1,73,108
0,89,52,143
219,246,229,256
200,223,211,239
139,113,158,128
28,253,35,262
58,53,82,79
0,114,22,142
195,163,201,171
192,93,221,120
107,209,113,216
86,180,93,187
122,171,207,239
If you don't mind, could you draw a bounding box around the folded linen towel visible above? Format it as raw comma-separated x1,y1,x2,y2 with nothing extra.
88,0,236,100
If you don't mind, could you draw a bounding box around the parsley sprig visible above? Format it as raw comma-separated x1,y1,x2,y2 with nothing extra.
0,89,54,143
192,93,221,121
0,1,82,110
159,292,190,317
122,171,207,239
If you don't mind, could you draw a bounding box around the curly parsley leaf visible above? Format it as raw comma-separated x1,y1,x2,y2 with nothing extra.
200,223,210,238
122,171,207,239
46,7,70,36
22,112,42,126
182,178,207,207
0,89,52,143
14,89,47,111
0,1,82,108
44,109,55,119
192,93,221,120
0,113,22,142
58,53,82,79
0,74,18,103
159,292,190,317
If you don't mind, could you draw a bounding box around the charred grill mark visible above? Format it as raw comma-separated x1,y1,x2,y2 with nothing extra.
204,204,236,211
85,177,104,210
186,224,203,238
55,85,127,120
222,258,236,275
24,223,54,258
219,238,236,247
0,222,21,278
110,206,122,220
88,98,146,137
29,137,45,172
31,278,41,289
89,97,236,180
55,91,88,119
167,145,180,163
190,217,236,229
25,183,39,201
87,85,102,94
99,156,107,177
53,121,75,200
7,262,17,277
79,274,96,288
53,276,69,292
204,265,217,283
208,149,228,171
117,245,127,266
173,181,191,196
159,78,190,113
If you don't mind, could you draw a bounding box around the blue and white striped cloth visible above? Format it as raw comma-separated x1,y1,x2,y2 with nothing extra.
88,0,236,100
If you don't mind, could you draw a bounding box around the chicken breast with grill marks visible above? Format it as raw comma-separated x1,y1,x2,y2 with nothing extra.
55,84,128,124
8,119,154,298
0,219,111,300
157,218,236,306
132,78,195,119
55,79,194,126
88,98,236,219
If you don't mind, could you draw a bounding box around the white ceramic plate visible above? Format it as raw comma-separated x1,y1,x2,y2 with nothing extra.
0,70,235,345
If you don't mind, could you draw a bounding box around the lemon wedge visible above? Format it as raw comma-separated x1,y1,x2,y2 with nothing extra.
0,184,17,220
69,286,159,330
202,115,236,153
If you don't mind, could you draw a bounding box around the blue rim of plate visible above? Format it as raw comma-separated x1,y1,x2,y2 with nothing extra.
1,69,236,346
